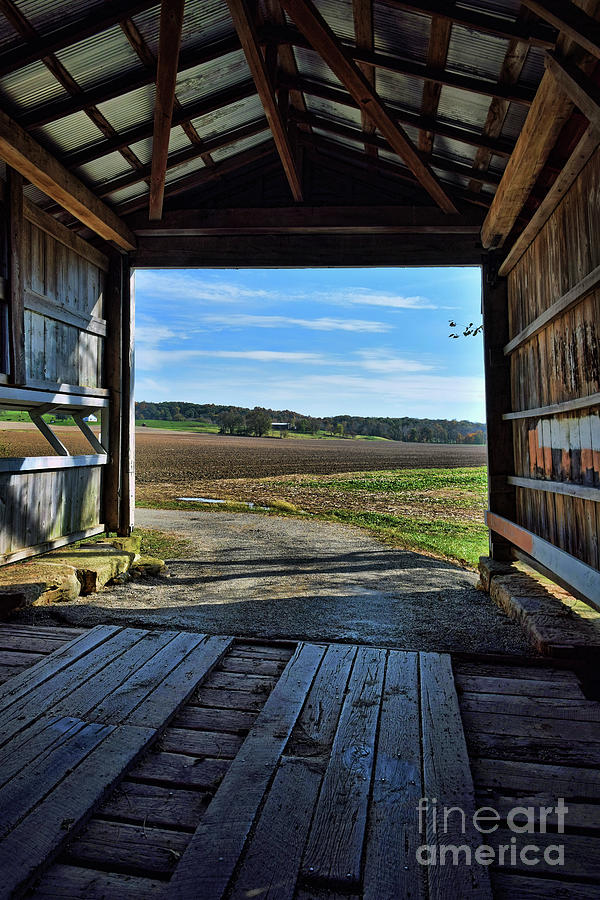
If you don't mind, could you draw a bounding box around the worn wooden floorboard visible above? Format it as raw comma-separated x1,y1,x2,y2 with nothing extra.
1,628,599,898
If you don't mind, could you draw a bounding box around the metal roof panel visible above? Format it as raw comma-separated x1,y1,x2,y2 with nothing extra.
374,4,430,62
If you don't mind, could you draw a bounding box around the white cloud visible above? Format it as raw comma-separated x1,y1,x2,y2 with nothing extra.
134,270,274,305
316,288,438,310
355,350,435,373
136,347,329,370
200,314,391,333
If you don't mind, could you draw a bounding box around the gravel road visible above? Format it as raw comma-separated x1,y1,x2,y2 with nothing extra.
22,508,534,655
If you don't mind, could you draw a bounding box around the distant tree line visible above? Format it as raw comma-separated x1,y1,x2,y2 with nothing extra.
135,401,486,444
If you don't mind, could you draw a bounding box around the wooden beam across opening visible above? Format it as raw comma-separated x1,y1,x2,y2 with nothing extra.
521,0,600,60
545,51,600,132
128,206,484,236
226,0,302,201
279,0,458,213
0,108,136,250
150,0,186,220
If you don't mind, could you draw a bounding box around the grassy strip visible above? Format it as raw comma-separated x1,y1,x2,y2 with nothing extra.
135,527,195,559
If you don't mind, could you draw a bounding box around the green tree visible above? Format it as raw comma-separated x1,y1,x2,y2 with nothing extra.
246,407,272,437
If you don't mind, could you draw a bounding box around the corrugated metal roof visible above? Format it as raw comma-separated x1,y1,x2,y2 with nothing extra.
33,110,105,155
132,0,233,57
374,5,430,63
311,0,355,44
190,94,265,142
97,83,155,133
0,60,67,113
466,0,521,15
518,46,546,88
75,151,135,186
14,0,108,35
376,68,424,115
312,127,365,155
104,182,148,206
433,135,478,166
175,49,250,104
211,130,272,163
500,100,529,141
164,155,206,184
437,85,492,132
305,95,362,128
446,25,508,81
294,46,343,88
55,25,144,92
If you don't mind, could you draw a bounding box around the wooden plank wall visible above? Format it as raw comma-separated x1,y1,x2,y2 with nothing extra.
23,216,106,390
0,190,111,563
507,145,600,573
0,465,103,562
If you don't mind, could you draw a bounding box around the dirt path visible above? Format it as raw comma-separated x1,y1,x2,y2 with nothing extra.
21,509,534,655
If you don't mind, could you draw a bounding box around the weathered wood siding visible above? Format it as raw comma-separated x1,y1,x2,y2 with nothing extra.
23,216,106,390
0,465,103,562
0,192,111,565
507,145,600,573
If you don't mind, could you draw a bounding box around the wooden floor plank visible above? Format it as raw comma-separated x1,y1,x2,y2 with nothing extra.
87,631,208,724
363,650,425,900
51,630,173,720
420,652,492,899
460,691,600,722
208,670,277,693
220,656,288,676
489,829,600,880
0,625,120,713
0,718,113,838
479,793,600,832
0,722,156,897
466,732,600,766
0,715,91,790
0,632,71,653
128,751,230,791
173,704,256,734
126,635,234,729
168,642,326,900
229,644,356,900
461,708,600,743
454,662,581,682
301,646,386,890
492,872,600,899
65,818,191,878
29,864,164,899
455,674,585,700
0,649,46,667
470,757,600,799
191,686,266,711
0,628,142,747
159,727,244,759
99,780,210,830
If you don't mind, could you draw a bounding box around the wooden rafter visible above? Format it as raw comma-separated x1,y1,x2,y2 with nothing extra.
0,0,159,77
0,106,136,249
545,51,600,131
118,141,276,215
262,0,311,140
267,25,536,105
279,0,458,213
291,110,501,186
1,0,147,180
352,0,377,160
150,0,186,220
521,0,600,60
419,16,452,155
64,82,257,170
381,0,555,48
309,136,493,209
226,0,302,201
282,76,515,157
468,30,530,193
118,10,217,171
20,36,241,130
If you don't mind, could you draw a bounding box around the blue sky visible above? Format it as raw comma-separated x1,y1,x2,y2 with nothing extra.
134,266,485,421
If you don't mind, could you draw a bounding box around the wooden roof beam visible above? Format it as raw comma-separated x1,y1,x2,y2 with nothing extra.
352,0,377,160
480,70,574,248
282,75,516,157
521,0,600,60
291,110,501,186
545,51,600,131
64,81,256,170
225,0,302,201
279,0,458,213
0,105,136,249
20,35,241,130
0,0,159,77
381,0,555,48
419,16,452,155
266,25,536,105
149,0,185,220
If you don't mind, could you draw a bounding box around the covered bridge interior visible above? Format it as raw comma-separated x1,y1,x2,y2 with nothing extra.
0,2,599,896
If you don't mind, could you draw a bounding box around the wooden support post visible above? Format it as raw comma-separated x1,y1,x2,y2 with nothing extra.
103,254,123,533
7,167,25,385
119,257,135,536
482,257,516,561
